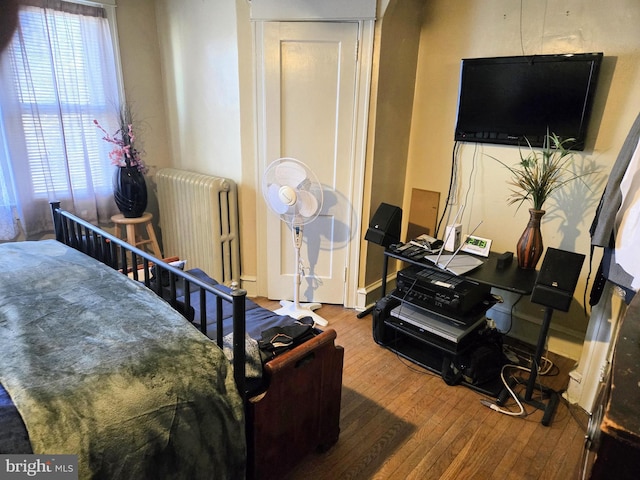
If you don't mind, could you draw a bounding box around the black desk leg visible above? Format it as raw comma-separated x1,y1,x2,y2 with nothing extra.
495,306,558,426
526,306,553,399
523,306,558,426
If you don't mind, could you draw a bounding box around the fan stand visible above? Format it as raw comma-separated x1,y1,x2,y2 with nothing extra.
275,225,328,327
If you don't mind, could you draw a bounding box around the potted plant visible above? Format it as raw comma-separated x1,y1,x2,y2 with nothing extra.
95,104,148,217
490,131,588,269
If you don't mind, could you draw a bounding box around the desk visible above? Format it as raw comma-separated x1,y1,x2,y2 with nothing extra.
381,249,537,297
371,248,538,398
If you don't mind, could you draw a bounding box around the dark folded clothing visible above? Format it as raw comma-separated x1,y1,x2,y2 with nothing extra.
258,319,316,360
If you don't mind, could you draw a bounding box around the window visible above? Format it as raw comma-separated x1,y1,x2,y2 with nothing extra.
0,0,121,239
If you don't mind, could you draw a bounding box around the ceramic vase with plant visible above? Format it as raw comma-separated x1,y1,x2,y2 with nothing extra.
95,104,148,218
491,131,584,269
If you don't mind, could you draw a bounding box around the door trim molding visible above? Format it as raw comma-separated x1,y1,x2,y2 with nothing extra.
345,20,374,308
250,0,376,21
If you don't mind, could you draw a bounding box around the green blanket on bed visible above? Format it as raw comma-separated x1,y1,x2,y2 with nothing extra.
0,240,245,479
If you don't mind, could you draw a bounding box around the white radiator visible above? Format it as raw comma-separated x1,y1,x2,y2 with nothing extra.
156,168,240,285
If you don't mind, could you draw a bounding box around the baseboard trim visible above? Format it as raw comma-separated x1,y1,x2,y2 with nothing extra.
356,273,397,312
240,275,257,298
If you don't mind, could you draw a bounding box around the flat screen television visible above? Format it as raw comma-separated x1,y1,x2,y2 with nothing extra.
454,53,603,150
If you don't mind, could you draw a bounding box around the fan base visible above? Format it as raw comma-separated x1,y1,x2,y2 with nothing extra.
275,300,328,327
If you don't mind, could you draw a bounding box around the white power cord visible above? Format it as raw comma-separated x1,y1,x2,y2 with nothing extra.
503,344,555,376
480,352,557,417
537,355,554,375
480,364,529,417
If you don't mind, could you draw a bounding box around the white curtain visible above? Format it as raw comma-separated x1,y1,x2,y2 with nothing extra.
0,123,18,239
0,0,121,240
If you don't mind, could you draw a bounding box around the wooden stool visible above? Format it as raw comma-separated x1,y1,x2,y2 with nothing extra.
111,212,162,258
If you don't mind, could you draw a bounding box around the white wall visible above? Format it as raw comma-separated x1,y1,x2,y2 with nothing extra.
152,0,259,293
409,0,640,359
154,0,243,182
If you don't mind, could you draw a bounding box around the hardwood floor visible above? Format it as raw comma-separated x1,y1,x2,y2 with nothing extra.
254,299,590,480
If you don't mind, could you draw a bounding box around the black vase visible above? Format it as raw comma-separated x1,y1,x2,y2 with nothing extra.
113,166,147,218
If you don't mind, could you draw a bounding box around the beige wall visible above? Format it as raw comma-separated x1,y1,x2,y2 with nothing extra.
114,0,171,231
408,0,640,357
114,0,170,173
360,0,426,291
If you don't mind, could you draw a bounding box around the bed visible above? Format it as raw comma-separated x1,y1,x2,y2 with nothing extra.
0,202,344,479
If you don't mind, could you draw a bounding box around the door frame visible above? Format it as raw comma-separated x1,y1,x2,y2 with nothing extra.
253,19,374,308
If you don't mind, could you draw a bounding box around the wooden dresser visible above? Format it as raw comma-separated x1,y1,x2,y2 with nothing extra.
584,292,640,479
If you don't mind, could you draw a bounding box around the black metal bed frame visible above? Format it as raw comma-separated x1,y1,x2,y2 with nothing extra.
49,201,247,400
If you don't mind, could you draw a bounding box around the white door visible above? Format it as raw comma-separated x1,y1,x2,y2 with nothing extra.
257,21,362,305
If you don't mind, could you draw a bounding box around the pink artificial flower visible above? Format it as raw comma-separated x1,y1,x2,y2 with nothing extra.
93,118,146,173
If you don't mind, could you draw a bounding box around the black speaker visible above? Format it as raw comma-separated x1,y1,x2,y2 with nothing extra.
530,247,585,312
365,203,402,247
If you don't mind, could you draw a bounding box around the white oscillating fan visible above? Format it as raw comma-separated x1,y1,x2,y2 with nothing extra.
262,157,327,326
